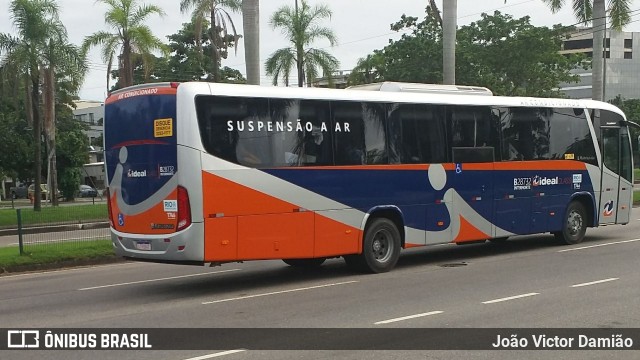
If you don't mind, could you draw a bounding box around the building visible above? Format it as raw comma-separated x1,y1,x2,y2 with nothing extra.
73,100,104,147
559,28,639,100
310,70,351,89
73,100,105,189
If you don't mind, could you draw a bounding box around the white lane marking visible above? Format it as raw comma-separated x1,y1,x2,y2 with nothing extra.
78,269,241,290
183,350,246,360
374,311,444,325
482,293,539,304
202,280,358,305
557,238,640,252
572,278,619,288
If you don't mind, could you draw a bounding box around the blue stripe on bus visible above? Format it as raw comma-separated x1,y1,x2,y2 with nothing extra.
263,167,594,235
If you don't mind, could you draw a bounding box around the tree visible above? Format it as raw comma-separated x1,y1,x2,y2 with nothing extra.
242,0,260,85
610,95,640,154
265,0,339,87
352,11,583,97
537,0,632,101
55,113,89,200
42,26,87,206
361,13,444,84
180,0,242,83
0,97,34,182
83,0,167,90
0,0,66,210
457,12,584,97
115,21,246,84
347,53,386,86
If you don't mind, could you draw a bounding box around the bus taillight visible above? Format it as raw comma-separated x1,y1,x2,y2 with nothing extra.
177,186,192,231
106,188,114,227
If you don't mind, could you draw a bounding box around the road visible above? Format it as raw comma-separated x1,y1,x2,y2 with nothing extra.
1,209,640,359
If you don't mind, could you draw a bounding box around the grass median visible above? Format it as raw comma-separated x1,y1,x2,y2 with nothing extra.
0,203,107,228
0,240,117,274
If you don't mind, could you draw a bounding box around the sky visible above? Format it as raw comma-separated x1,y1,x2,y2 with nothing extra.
1,0,639,101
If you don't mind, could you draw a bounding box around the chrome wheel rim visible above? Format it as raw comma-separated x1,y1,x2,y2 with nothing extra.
567,210,583,237
371,229,393,263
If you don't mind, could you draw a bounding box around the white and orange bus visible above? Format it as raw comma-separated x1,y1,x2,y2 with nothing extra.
104,82,635,273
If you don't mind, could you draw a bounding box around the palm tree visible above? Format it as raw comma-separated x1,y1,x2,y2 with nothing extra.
83,0,166,90
42,34,87,206
442,0,456,85
532,0,632,101
180,0,242,83
0,0,66,210
348,53,385,85
242,0,260,85
266,0,339,87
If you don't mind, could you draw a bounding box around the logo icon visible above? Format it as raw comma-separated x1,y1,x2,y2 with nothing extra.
118,213,125,226
7,330,40,348
603,201,615,217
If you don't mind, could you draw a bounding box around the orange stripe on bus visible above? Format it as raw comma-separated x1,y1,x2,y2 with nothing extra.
202,171,362,262
494,160,586,171
454,216,489,243
110,188,178,234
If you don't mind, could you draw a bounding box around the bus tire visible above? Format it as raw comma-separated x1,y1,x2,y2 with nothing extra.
282,258,326,268
347,218,401,273
554,201,587,245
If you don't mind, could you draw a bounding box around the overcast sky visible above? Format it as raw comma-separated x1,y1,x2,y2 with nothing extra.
1,0,639,101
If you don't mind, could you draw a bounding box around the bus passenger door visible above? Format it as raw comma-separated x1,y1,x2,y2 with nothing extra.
451,162,495,242
449,106,498,242
600,126,633,224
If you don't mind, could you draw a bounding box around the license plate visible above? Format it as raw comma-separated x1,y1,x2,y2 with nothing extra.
134,241,151,251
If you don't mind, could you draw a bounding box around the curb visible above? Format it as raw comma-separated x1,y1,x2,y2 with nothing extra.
0,255,126,276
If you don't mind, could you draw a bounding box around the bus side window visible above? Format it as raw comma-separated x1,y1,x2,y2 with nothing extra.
450,106,496,163
501,107,550,161
332,101,366,165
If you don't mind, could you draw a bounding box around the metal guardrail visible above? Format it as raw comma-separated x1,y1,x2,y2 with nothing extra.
8,208,110,255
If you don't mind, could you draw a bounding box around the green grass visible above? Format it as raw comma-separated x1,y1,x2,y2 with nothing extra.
0,240,114,270
636,168,640,182
0,204,107,228
634,190,640,204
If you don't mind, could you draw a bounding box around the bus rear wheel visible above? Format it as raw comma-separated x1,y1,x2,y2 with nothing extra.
282,258,326,268
554,201,587,245
345,218,401,273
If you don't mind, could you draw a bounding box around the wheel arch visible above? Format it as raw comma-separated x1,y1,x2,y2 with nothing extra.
362,206,406,248
569,192,596,227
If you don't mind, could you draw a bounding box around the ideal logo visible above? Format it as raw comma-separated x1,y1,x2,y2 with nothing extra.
127,169,147,178
603,201,615,217
532,175,559,186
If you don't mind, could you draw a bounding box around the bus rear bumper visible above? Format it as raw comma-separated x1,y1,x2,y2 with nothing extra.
111,222,204,263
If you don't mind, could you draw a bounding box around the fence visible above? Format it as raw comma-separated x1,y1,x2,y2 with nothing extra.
5,204,110,255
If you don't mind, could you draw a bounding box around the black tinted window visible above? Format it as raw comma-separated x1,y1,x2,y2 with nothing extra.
548,108,597,165
450,106,497,162
196,96,333,167
388,104,447,164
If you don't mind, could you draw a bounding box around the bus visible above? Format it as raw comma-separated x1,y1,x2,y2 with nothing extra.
104,82,635,273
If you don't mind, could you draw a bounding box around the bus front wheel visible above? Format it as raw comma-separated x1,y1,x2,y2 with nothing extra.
554,201,587,245
345,218,401,273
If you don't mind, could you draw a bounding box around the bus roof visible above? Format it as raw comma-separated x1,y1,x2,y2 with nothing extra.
176,82,625,119
347,82,493,96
